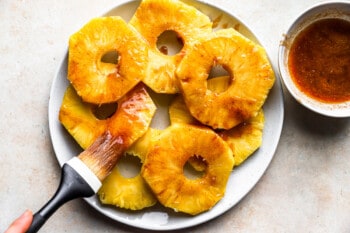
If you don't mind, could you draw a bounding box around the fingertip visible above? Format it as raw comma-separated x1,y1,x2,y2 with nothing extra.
24,209,33,217
21,209,34,229
5,210,34,233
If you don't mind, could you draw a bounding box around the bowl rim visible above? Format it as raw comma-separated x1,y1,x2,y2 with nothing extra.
278,1,350,118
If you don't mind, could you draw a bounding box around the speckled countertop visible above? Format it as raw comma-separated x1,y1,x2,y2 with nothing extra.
1,0,350,232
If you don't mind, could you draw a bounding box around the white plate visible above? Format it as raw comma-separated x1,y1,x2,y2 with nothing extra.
48,0,284,231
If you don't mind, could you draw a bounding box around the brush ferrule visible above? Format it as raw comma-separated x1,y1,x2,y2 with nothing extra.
66,157,102,193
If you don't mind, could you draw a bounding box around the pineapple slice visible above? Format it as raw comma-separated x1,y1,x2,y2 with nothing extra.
98,128,161,210
176,28,275,129
68,16,148,104
59,83,156,150
129,0,212,93
142,124,234,215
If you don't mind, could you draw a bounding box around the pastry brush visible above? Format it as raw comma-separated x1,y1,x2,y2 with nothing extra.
26,130,126,233
26,83,156,232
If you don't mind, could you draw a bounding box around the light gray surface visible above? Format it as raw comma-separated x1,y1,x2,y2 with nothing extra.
1,0,350,232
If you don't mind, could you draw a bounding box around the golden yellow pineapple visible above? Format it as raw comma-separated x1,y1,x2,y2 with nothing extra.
168,94,199,125
176,28,275,129
68,16,148,104
142,124,234,215
59,85,108,149
98,128,161,210
125,128,162,158
218,109,264,166
129,0,212,93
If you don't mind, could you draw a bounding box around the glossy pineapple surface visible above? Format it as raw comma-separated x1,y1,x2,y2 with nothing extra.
68,16,148,104
177,28,274,129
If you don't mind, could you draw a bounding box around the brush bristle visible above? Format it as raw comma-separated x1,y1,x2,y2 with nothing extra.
78,130,127,181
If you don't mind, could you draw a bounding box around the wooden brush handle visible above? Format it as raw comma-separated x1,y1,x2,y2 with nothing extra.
26,163,95,233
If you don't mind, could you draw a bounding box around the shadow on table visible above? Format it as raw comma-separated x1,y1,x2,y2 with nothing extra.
283,90,350,137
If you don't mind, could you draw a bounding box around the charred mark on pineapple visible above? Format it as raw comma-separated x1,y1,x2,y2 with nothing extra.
234,23,241,31
116,153,142,178
92,102,118,120
183,155,207,180
156,30,184,55
101,50,119,64
211,14,230,30
212,14,223,29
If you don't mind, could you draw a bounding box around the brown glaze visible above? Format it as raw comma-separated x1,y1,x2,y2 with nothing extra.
288,18,350,103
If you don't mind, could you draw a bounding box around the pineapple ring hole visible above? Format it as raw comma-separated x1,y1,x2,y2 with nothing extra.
116,153,142,178
183,155,207,180
207,64,232,93
101,50,119,64
156,30,184,56
92,102,118,120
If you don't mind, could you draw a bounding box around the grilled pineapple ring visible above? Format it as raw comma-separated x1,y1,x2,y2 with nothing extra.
68,16,148,104
176,28,275,129
142,124,234,215
129,0,212,94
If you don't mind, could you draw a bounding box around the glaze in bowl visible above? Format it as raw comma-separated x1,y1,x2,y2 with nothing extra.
278,1,350,117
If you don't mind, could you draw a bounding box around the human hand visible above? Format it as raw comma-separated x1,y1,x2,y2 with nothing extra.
5,210,33,233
